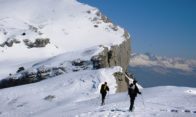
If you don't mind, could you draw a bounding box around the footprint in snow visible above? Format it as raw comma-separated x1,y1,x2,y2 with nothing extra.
17,102,27,108
160,109,168,112
110,108,127,112
170,109,178,113
184,109,191,113
99,109,106,112
8,98,18,105
160,108,196,114
44,95,56,101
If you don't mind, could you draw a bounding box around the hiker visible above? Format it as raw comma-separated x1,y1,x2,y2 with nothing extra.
128,80,141,111
100,82,109,105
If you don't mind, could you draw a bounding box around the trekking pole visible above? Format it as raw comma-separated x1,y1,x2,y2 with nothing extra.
106,91,110,104
141,93,146,111
97,94,100,105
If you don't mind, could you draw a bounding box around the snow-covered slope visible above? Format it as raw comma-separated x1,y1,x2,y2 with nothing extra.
0,0,126,78
0,72,196,117
0,66,121,117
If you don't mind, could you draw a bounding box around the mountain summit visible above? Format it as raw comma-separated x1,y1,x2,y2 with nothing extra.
0,0,130,78
0,0,126,59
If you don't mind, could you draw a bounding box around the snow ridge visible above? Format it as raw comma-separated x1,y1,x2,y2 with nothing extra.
0,0,126,78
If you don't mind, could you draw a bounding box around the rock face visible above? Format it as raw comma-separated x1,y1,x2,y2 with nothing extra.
0,0,131,92
91,30,131,92
0,39,21,47
113,72,129,92
0,59,93,89
91,30,131,72
23,38,50,48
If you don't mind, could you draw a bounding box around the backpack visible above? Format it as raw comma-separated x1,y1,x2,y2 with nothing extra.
100,84,108,94
128,83,136,95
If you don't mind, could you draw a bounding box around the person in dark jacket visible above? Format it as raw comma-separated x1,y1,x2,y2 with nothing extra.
128,80,141,111
100,82,109,105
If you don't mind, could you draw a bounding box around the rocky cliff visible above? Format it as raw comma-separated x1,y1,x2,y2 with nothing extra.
91,30,131,92
91,30,131,72
0,0,131,92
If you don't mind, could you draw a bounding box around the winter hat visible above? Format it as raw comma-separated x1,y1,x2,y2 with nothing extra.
133,80,137,84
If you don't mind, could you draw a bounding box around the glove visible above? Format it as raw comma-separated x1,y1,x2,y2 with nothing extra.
138,92,142,95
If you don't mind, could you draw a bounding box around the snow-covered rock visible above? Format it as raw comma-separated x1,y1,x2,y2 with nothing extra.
0,0,131,79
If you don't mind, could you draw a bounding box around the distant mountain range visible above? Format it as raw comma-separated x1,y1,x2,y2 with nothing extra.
129,53,196,87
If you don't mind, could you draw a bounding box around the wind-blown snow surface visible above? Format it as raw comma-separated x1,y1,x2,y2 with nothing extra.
0,72,196,117
0,0,125,77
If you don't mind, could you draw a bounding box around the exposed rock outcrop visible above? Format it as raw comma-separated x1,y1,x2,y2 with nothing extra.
0,66,65,89
91,30,131,72
23,38,50,48
91,30,131,92
0,59,93,89
113,72,129,92
0,39,21,47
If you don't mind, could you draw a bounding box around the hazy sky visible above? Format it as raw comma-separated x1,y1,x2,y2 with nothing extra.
80,0,196,59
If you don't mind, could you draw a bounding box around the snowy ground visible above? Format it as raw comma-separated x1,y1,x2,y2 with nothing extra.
0,66,196,117
75,87,196,117
0,47,195,117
